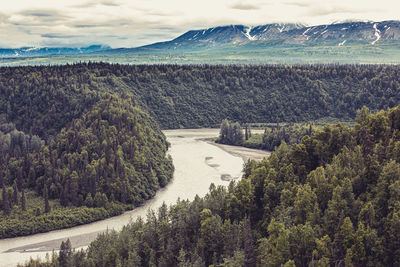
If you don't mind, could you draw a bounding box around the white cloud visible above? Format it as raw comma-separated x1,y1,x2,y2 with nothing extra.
0,0,399,48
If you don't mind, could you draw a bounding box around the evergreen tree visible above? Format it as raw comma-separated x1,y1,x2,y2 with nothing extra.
44,185,50,213
243,216,255,267
59,239,72,267
21,188,26,211
12,183,18,206
2,184,10,215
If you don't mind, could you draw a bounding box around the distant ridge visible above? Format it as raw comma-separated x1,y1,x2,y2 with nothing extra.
2,20,400,64
110,20,400,53
0,45,110,58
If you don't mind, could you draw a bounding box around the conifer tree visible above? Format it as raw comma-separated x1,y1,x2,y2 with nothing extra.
21,189,26,211
13,183,18,206
2,184,10,215
59,239,72,267
243,216,255,267
44,186,51,213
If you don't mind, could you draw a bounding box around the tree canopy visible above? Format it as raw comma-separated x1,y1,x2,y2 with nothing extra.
1,63,399,131
24,104,400,266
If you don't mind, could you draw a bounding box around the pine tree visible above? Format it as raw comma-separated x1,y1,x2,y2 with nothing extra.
44,185,51,213
13,183,18,206
60,184,68,207
243,216,256,267
21,189,26,211
59,239,72,267
2,185,10,215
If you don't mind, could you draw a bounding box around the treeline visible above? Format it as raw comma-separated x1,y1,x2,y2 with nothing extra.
25,105,400,266
244,124,314,151
1,63,400,130
0,200,125,238
0,92,173,237
217,120,314,151
216,119,244,145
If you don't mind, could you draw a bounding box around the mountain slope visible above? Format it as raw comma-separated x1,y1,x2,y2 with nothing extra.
1,20,400,64
0,45,110,58
2,63,400,130
0,69,174,237
114,20,400,53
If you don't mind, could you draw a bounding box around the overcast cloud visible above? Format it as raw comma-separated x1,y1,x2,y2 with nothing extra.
0,0,399,48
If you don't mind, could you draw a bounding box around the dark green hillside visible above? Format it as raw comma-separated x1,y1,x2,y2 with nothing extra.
1,63,400,130
1,62,400,238
0,93,173,237
0,65,100,137
34,95,174,206
27,105,400,266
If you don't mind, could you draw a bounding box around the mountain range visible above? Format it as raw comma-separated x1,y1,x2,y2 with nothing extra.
114,20,400,53
0,45,110,58
1,20,400,64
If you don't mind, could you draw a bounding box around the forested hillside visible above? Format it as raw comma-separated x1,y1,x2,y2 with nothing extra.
28,105,400,266
1,63,400,130
0,86,173,236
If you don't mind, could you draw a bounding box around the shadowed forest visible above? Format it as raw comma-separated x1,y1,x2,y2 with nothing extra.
0,63,399,266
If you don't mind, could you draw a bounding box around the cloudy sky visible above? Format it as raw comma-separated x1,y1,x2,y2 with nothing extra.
0,0,399,48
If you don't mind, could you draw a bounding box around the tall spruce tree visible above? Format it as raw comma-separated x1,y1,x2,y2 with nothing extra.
21,189,26,211
44,186,50,213
2,184,10,215
13,183,18,206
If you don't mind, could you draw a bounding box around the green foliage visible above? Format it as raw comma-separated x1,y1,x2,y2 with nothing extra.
243,123,314,151
0,68,174,237
4,63,400,264
59,239,72,267
217,119,244,146
2,63,400,130
0,189,128,238
27,104,400,267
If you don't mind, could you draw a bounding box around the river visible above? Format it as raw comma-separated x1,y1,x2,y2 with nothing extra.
0,128,269,266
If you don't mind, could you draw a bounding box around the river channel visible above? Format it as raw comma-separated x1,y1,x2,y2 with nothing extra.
0,128,269,266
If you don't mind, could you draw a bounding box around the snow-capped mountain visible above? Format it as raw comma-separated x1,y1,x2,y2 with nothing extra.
2,20,400,60
127,20,400,52
0,45,110,58
282,20,400,45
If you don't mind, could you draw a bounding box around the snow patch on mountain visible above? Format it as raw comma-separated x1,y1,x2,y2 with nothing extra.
303,28,311,35
24,47,40,52
244,26,256,40
371,23,381,45
302,28,312,40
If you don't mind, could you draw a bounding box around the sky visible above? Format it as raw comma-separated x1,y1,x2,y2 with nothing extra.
0,0,399,48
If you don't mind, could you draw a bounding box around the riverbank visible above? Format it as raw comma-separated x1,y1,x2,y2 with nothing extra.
0,129,251,266
204,139,270,162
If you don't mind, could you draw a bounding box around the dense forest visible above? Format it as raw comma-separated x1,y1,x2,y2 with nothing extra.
25,105,400,266
0,87,173,236
1,62,400,257
1,63,400,130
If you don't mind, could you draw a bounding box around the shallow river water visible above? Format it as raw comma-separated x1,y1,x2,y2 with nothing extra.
0,128,269,266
